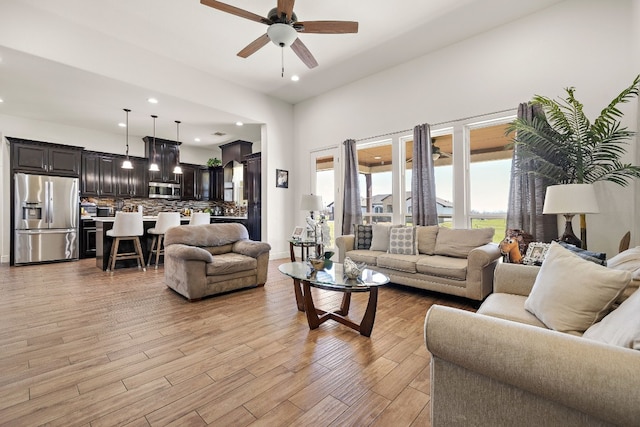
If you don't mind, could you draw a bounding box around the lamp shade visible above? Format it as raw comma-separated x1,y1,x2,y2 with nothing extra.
543,184,600,214
300,194,322,212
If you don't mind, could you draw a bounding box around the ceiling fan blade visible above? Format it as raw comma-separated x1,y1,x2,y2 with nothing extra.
277,0,295,21
291,38,318,69
237,33,270,58
200,0,271,25
295,21,358,34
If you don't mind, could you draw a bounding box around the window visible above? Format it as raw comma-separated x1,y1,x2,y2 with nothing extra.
357,140,394,224
312,150,337,249
344,112,515,242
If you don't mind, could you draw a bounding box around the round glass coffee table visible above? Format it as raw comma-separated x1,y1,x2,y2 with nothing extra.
279,261,389,337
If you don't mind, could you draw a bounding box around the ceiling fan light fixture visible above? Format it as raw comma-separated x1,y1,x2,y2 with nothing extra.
267,23,297,47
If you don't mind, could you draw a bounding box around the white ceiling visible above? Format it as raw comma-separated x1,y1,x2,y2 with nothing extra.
0,0,562,149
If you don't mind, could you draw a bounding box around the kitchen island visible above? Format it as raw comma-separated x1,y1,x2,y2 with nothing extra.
94,215,248,270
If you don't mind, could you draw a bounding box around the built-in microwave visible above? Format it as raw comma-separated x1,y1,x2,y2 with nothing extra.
148,182,181,199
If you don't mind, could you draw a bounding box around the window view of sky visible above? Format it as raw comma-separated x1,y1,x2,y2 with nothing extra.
316,156,512,215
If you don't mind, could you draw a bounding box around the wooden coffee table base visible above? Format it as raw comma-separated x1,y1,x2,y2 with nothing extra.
300,280,379,337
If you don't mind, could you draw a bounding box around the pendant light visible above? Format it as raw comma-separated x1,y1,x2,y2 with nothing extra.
148,115,160,172
121,108,133,169
173,120,182,174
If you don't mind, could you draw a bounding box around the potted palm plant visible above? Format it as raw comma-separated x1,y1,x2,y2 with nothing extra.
507,74,640,247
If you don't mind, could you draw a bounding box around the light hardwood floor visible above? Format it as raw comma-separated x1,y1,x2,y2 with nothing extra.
0,258,475,426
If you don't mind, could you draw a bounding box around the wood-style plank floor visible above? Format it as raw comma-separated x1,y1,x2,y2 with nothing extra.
0,258,475,426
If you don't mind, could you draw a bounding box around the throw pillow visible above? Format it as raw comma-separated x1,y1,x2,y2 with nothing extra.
388,226,416,255
369,223,395,251
354,224,373,250
582,288,640,350
434,228,494,258
416,225,439,255
524,242,631,334
607,246,640,281
557,241,606,265
521,242,551,266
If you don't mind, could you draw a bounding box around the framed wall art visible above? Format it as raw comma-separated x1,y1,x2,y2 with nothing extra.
276,169,289,188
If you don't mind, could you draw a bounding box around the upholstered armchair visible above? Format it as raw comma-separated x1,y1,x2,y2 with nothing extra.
163,223,271,301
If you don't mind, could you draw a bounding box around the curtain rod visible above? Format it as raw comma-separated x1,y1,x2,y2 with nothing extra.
354,107,515,142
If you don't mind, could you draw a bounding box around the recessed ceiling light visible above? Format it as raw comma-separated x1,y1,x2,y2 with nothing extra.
0,98,4,103
147,98,158,104
194,137,201,142
118,122,126,128
291,75,300,82
235,121,243,126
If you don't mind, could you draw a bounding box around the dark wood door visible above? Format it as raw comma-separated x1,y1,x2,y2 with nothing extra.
129,158,148,197
81,152,101,196
99,156,117,196
245,153,261,241
13,143,48,173
180,164,197,200
48,148,81,176
161,143,180,183
209,166,224,201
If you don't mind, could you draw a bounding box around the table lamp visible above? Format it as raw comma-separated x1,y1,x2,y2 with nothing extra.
300,194,323,219
543,184,599,249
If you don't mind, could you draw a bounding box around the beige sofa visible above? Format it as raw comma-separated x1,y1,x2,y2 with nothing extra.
163,223,271,301
425,262,640,426
336,226,502,301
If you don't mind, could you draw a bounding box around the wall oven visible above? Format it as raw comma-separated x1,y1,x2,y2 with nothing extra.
148,182,181,199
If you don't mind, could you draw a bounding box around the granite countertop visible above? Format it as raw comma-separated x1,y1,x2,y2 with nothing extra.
89,215,247,222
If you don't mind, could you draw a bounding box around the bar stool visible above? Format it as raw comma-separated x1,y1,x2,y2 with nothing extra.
147,212,181,269
189,212,211,225
106,212,145,273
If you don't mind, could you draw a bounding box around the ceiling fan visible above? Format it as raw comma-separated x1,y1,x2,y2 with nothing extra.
200,0,359,69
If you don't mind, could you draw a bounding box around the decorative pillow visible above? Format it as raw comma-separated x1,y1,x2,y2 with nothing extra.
524,242,631,334
557,241,606,265
354,224,373,250
582,288,640,350
607,246,640,280
369,223,395,251
434,228,494,258
388,226,416,255
521,242,551,266
416,225,439,255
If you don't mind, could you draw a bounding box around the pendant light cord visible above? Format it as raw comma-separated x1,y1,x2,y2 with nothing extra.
152,115,157,160
124,108,131,159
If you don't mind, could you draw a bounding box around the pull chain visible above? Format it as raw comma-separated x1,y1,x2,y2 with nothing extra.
281,46,285,78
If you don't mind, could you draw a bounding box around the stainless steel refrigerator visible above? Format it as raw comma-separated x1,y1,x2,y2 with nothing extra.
14,173,79,265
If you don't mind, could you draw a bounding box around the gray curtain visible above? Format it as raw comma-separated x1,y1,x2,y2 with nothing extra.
342,139,362,234
506,103,556,242
411,123,439,226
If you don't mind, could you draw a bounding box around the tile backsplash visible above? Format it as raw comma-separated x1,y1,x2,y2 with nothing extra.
82,197,247,217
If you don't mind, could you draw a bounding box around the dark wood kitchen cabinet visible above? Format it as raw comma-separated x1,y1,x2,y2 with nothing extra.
181,164,197,200
116,156,148,198
244,152,261,241
144,136,181,184
210,166,224,201
80,219,97,258
81,151,117,197
9,138,82,177
181,164,211,201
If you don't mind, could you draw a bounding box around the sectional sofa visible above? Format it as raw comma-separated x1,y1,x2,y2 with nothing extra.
425,243,640,426
336,224,501,301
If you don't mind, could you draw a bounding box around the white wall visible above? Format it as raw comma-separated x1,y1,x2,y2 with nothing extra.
293,0,640,257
